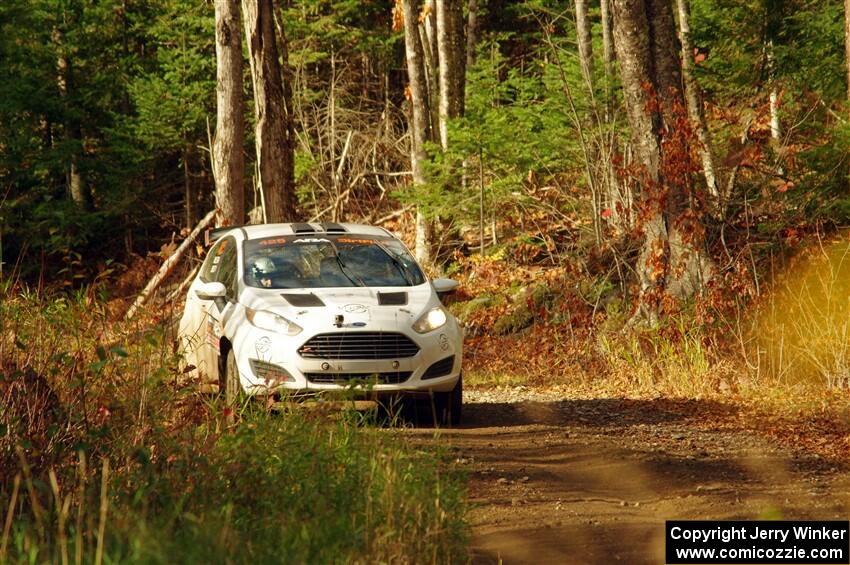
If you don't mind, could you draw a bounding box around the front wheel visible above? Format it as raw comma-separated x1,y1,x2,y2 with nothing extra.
434,374,463,427
220,348,240,420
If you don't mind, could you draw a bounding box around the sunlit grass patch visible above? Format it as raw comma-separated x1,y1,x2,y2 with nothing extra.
745,235,850,390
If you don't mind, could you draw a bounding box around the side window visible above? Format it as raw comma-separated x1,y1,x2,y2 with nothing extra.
217,242,238,298
201,238,229,282
201,237,238,298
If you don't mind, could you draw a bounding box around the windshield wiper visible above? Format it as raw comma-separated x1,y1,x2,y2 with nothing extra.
323,241,365,287
375,241,414,286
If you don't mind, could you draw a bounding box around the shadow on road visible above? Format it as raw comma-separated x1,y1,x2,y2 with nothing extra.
458,397,738,429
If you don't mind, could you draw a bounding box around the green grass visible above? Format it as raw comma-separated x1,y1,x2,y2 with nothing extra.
0,288,468,564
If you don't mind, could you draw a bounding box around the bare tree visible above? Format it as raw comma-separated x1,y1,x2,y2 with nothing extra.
676,0,718,203
243,0,296,223
600,0,615,112
436,0,466,149
421,1,440,138
213,0,246,226
401,0,434,264
466,0,479,66
574,0,594,92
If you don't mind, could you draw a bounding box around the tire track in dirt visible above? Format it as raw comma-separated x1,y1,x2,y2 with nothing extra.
414,392,850,564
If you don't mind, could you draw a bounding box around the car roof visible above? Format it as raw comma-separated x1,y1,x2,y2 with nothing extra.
216,222,396,241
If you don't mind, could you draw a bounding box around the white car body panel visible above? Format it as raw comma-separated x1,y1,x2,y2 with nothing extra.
178,223,463,397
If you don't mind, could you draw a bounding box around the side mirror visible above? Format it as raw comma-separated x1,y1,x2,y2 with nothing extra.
196,281,227,301
432,278,459,297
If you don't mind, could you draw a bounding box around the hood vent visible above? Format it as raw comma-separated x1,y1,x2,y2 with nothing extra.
321,222,347,233
292,223,316,234
281,293,325,307
377,292,407,306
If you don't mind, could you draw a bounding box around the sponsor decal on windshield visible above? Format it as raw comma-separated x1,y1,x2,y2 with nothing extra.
257,237,288,246
337,237,374,245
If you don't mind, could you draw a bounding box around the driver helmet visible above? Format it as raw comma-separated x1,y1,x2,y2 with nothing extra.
251,256,276,275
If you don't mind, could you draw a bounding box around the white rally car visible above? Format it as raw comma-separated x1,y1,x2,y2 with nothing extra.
177,222,463,424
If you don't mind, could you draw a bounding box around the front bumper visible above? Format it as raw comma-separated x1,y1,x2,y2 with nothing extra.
230,325,462,395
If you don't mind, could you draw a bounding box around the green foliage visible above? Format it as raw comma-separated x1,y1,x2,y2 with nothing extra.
128,1,215,153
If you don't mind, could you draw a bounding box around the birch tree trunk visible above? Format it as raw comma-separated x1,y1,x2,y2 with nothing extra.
574,0,594,92
213,0,246,226
243,0,296,223
436,0,466,149
676,0,718,202
402,0,434,264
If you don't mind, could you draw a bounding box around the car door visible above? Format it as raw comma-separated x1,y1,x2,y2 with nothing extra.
201,236,240,377
187,236,234,381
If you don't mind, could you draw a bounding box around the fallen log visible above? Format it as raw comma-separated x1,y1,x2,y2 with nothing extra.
125,209,217,320
165,263,200,305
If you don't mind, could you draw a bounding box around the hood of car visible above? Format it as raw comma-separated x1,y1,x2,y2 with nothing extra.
240,284,439,331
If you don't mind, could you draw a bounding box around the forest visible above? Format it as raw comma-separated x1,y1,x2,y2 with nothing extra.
4,0,850,562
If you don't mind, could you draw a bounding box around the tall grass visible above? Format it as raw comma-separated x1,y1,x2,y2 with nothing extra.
596,323,722,397
0,287,467,564
744,236,850,390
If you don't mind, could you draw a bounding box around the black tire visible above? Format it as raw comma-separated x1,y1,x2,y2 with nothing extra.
446,373,462,426
220,348,240,414
433,374,463,427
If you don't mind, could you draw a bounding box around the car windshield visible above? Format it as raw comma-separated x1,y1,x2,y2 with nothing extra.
243,235,426,289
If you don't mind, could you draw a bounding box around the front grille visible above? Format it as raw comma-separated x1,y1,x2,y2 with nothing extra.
305,371,412,384
298,332,419,360
422,356,455,380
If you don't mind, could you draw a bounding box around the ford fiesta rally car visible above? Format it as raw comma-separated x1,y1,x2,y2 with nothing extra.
177,222,463,424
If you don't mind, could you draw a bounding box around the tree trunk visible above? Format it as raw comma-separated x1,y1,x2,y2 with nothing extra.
53,25,90,210
600,0,615,114
243,0,296,223
420,16,440,139
598,0,626,230
676,0,718,203
436,0,466,149
574,0,594,92
466,0,478,66
213,0,246,227
420,0,440,143
402,0,434,264
613,0,665,323
646,0,682,125
184,147,197,228
613,0,710,320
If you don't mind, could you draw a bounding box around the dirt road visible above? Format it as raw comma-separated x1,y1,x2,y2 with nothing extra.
419,389,850,564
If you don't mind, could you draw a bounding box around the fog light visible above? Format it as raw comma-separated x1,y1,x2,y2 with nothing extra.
249,359,295,383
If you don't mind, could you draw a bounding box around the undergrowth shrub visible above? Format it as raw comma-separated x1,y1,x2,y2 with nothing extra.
0,287,468,564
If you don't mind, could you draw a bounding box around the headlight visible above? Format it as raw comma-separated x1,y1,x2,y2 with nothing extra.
413,307,448,334
246,308,303,336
